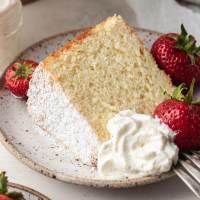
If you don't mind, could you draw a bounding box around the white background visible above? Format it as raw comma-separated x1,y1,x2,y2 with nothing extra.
1,0,200,199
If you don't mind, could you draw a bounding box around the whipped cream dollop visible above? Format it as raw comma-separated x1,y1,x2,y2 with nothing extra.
98,110,179,179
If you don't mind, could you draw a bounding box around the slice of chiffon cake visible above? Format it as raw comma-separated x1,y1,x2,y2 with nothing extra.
27,15,173,166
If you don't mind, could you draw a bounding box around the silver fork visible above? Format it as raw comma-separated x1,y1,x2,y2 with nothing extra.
174,151,200,198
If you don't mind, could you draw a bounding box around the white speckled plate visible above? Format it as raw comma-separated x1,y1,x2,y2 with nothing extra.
0,28,175,188
8,182,50,200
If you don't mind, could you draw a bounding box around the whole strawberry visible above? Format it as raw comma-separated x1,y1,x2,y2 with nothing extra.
151,25,200,86
154,79,200,151
0,172,24,200
5,60,38,98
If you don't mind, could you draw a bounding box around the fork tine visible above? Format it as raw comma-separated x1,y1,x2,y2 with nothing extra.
184,153,200,168
193,151,200,157
174,167,200,199
192,152,200,158
179,160,200,184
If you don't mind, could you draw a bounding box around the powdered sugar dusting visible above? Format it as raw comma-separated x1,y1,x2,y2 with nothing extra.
27,63,100,166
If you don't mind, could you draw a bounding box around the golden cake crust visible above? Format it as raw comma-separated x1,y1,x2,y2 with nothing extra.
42,15,173,141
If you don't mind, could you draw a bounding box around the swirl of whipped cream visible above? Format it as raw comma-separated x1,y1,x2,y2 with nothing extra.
98,110,179,179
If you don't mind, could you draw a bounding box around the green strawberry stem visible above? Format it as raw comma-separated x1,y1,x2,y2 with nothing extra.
185,79,195,103
171,79,200,104
0,172,24,200
14,63,33,79
175,24,200,64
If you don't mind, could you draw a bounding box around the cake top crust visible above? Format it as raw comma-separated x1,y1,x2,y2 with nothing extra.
42,15,173,141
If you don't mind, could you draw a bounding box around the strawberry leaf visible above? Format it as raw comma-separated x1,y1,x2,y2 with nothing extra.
171,83,186,101
175,24,200,63
7,192,25,200
171,79,200,105
0,172,24,200
14,63,34,79
0,172,8,194
197,47,200,56
181,24,187,37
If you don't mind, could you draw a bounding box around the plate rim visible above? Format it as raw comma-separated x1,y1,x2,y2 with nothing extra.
8,182,50,200
0,27,175,188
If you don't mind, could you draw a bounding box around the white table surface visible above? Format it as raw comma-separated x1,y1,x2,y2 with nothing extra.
1,0,200,199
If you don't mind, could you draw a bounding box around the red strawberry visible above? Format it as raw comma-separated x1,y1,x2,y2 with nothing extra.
196,56,200,66
0,195,13,200
0,172,24,200
151,25,200,86
154,79,200,151
5,60,38,98
170,63,200,86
